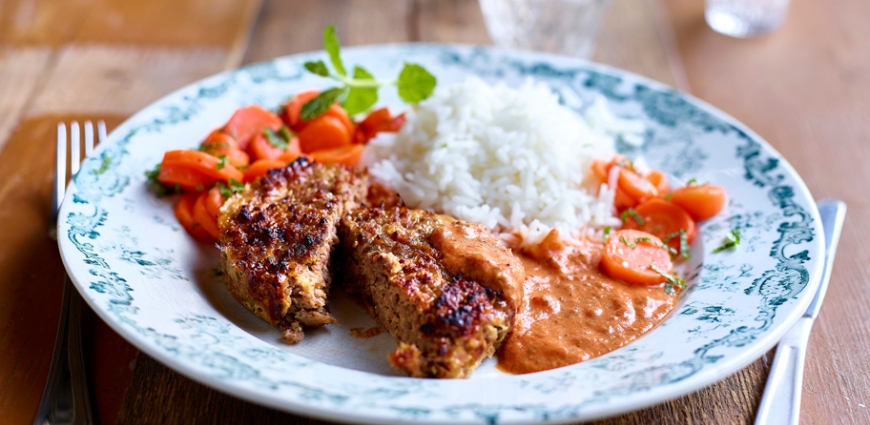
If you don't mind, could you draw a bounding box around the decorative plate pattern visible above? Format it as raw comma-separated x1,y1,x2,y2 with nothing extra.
57,45,823,424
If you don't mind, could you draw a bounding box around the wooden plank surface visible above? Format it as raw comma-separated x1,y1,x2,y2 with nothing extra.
662,0,870,423
0,1,262,424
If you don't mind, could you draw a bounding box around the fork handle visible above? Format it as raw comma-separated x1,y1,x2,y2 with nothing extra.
33,277,94,425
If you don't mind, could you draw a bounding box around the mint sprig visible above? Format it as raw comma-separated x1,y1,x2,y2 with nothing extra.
301,25,437,119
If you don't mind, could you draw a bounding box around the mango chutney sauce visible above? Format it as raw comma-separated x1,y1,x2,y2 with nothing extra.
497,242,680,374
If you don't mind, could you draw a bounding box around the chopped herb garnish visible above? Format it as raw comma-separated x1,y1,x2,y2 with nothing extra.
602,225,612,242
665,193,673,201
264,127,289,150
636,236,677,255
621,208,645,225
679,230,690,259
662,228,690,260
620,235,637,249
649,262,686,295
145,163,178,197
301,25,436,119
215,179,246,198
686,178,699,186
712,228,741,253
195,184,205,192
279,126,294,143
216,155,228,170
92,155,112,176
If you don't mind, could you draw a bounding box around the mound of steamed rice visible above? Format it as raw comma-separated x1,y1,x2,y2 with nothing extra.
364,77,644,245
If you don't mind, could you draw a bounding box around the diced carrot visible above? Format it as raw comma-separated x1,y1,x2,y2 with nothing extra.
599,229,674,286
308,144,364,166
174,193,212,242
645,170,670,195
193,190,220,241
670,184,727,222
243,159,288,183
223,105,283,149
161,149,244,183
623,198,697,252
158,163,211,192
298,115,351,153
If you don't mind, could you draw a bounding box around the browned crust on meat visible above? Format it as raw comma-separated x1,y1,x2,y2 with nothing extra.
219,158,368,343
338,206,516,378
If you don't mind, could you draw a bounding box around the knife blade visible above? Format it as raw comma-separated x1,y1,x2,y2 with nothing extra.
754,199,847,425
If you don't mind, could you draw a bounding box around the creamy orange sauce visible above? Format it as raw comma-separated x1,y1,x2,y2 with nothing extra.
497,242,679,374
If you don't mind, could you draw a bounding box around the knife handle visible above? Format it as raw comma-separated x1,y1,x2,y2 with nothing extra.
754,317,813,425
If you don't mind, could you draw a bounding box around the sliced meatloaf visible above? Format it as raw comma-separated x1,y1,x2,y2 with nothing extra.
338,206,525,378
218,158,368,343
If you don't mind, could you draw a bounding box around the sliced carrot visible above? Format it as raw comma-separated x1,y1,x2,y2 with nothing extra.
174,193,212,242
614,186,637,211
600,229,674,286
618,168,659,201
223,105,283,149
201,131,250,167
161,149,244,183
671,184,727,221
645,170,670,195
201,129,240,151
248,131,287,161
298,115,351,153
354,107,405,144
283,90,321,129
623,198,697,252
193,190,220,241
158,163,211,192
590,159,610,182
308,144,364,166
205,186,227,219
243,159,288,183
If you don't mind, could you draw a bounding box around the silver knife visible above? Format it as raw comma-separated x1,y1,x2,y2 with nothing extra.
754,199,847,425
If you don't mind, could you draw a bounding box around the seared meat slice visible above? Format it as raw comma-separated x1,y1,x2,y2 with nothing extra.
219,158,368,343
338,206,524,378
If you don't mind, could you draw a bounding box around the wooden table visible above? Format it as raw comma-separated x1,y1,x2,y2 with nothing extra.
2,0,868,423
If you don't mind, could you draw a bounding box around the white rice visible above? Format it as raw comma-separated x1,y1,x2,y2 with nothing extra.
364,77,643,246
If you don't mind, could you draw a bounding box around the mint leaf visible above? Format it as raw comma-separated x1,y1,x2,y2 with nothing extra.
323,26,346,77
396,63,436,104
304,60,330,77
300,87,346,121
263,128,288,150
343,66,378,116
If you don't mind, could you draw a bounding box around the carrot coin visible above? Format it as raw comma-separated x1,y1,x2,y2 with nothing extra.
600,229,674,286
192,190,220,241
243,159,288,183
308,144,364,166
671,184,727,221
297,115,351,153
174,193,212,242
618,168,659,201
645,170,670,195
623,198,697,252
223,105,283,149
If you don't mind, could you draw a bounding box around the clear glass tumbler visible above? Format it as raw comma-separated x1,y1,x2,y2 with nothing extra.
479,0,611,59
705,0,791,38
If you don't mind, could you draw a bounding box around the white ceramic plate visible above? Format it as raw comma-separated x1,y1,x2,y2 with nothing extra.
58,44,823,424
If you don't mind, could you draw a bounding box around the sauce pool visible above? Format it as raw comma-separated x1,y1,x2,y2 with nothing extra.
497,243,680,374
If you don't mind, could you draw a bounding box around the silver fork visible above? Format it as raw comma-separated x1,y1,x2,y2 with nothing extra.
34,121,106,425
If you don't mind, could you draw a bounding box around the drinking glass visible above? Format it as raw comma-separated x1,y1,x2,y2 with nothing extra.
479,0,611,59
705,0,791,38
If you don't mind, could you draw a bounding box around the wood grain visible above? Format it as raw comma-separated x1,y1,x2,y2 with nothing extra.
0,0,264,423
660,0,870,423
